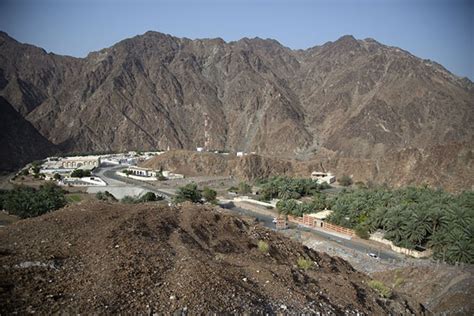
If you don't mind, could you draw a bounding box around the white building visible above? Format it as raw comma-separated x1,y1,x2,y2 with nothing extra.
126,166,158,177
162,170,185,179
311,171,336,184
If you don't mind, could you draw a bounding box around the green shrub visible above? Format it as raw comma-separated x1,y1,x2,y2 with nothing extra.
96,191,117,202
355,224,370,239
121,195,137,204
257,240,269,253
202,187,217,203
297,257,312,270
368,280,392,298
70,169,91,178
174,183,202,203
139,192,159,202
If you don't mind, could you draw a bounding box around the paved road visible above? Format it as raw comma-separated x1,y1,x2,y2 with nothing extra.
219,202,401,261
94,166,401,261
93,165,175,200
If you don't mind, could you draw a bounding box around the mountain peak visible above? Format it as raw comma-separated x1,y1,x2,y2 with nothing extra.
336,34,357,42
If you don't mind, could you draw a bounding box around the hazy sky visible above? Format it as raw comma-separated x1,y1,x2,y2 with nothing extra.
1,0,473,79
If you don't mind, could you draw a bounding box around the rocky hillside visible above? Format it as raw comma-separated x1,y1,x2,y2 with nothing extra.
0,97,58,171
0,31,472,189
0,201,426,314
142,149,473,192
372,266,473,315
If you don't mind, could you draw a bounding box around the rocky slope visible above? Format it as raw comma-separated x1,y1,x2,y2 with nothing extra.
372,266,474,315
0,97,58,171
0,31,472,189
0,201,426,314
142,149,473,192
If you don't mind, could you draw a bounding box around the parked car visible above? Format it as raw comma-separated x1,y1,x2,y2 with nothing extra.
367,252,379,259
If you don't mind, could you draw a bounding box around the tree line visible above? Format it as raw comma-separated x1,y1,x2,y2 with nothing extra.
0,183,67,218
275,186,473,264
327,187,473,264
256,176,330,201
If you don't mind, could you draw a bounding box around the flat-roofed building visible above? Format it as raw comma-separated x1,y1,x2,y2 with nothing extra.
126,166,157,177
311,171,336,184
61,156,101,169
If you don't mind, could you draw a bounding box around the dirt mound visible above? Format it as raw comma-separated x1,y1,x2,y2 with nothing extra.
372,266,474,315
0,201,425,314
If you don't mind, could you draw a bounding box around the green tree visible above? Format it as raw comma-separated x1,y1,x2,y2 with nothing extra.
355,224,370,239
139,192,158,202
202,187,217,203
174,183,202,203
70,169,91,178
2,183,66,218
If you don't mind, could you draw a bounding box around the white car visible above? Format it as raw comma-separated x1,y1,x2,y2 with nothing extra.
272,218,278,224
367,252,379,259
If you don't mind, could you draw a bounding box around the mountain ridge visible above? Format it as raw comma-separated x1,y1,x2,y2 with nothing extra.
0,30,472,190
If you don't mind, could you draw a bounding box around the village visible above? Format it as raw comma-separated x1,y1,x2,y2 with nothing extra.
8,147,436,274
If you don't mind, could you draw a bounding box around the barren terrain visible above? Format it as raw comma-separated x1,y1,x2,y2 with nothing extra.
0,201,425,314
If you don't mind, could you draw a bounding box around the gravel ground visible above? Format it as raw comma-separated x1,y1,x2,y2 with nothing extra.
0,201,425,314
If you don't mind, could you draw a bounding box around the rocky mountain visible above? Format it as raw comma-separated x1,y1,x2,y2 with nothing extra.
0,31,472,189
0,96,58,171
0,201,426,314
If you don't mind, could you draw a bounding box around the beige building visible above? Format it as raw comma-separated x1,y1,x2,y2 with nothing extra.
61,156,101,169
306,209,334,228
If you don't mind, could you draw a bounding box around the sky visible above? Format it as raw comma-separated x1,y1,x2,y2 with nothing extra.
0,0,473,79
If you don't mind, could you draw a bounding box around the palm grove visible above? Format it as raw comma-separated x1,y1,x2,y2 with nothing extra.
266,176,473,264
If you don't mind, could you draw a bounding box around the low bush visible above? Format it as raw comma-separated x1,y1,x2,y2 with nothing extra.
297,257,312,270
70,169,91,178
96,191,117,202
368,280,392,298
257,240,269,253
202,187,217,203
